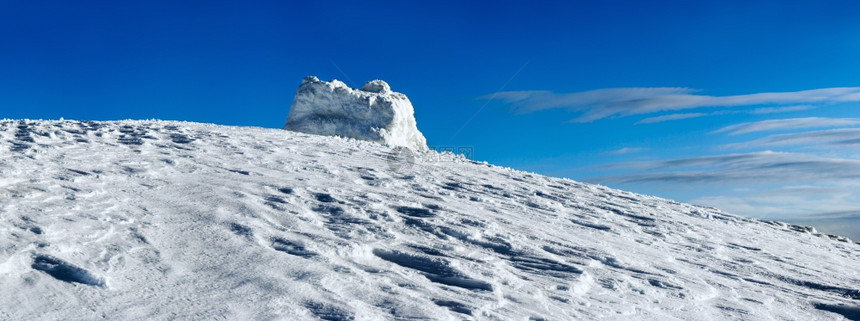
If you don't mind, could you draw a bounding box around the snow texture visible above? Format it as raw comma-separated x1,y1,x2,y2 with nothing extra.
1,119,859,321
284,76,428,150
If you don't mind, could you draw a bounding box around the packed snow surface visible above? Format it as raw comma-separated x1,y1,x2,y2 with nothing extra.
1,120,859,320
284,76,428,150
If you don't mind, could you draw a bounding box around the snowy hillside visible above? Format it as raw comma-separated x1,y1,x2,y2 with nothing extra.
1,120,858,320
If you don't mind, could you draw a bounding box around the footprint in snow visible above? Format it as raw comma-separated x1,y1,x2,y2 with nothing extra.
31,255,104,286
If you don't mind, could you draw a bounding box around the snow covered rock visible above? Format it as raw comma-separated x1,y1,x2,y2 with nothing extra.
284,76,428,150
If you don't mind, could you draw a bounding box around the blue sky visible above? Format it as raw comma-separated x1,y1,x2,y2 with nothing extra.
2,1,860,238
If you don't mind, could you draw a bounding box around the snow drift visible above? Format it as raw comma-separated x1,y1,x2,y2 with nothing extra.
1,120,858,320
284,76,428,150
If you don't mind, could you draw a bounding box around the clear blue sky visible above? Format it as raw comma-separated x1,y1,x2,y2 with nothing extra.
3,1,860,237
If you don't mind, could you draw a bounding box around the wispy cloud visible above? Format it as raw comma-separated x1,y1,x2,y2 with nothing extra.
636,105,816,124
593,151,860,184
635,113,708,124
713,117,860,135
748,105,815,114
724,128,860,149
603,147,646,155
490,87,860,122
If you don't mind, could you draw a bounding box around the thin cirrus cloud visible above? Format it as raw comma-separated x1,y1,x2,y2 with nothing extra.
603,147,647,155
591,151,860,184
635,113,709,124
713,117,860,135
635,105,815,124
490,87,860,122
724,128,860,150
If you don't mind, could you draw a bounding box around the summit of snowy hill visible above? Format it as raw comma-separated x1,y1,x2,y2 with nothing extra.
361,79,391,93
1,120,859,320
284,76,428,150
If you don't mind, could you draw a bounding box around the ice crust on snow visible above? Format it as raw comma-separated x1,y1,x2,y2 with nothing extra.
1,120,859,320
284,76,428,150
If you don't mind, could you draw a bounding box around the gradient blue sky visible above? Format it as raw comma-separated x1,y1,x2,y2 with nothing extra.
3,1,860,238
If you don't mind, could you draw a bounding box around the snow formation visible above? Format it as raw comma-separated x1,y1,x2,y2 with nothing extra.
1,120,859,320
284,76,428,150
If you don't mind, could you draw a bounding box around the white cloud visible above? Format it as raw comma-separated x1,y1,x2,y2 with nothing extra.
603,147,646,155
748,105,816,114
635,113,708,124
593,151,860,184
724,128,860,149
490,87,860,122
636,105,817,124
714,117,860,135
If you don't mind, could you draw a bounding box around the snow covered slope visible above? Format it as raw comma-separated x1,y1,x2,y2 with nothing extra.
1,120,858,321
284,77,427,150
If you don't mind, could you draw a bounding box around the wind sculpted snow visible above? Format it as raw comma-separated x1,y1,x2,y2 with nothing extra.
284,77,428,150
0,120,858,320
